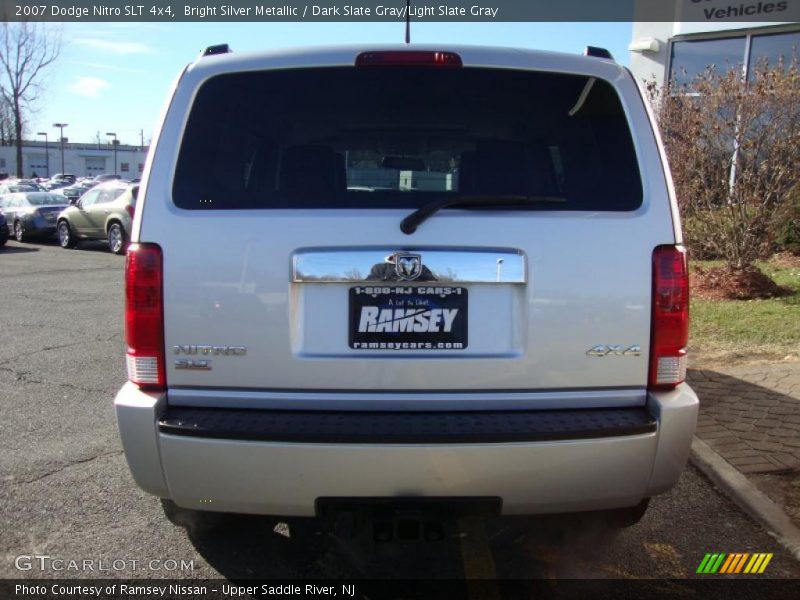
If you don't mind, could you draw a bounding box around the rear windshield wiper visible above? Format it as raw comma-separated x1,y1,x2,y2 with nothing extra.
400,194,567,234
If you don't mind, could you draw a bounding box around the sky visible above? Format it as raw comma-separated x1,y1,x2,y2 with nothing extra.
27,22,633,145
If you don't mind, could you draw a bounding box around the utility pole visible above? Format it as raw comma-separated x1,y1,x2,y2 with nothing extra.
53,123,68,174
140,129,144,151
106,132,118,175
37,132,49,177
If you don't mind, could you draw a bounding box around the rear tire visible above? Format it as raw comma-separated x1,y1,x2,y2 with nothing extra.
107,222,126,254
57,220,77,249
14,221,25,242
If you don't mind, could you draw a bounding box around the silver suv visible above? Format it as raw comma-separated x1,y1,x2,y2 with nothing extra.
115,45,698,529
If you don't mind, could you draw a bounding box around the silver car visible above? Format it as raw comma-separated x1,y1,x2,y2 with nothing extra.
56,181,138,254
115,44,698,532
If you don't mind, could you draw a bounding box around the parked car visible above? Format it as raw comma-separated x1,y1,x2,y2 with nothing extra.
15,179,46,191
57,181,137,254
0,192,70,241
115,44,697,531
92,174,123,184
0,210,7,247
0,183,37,195
58,181,96,204
50,173,76,184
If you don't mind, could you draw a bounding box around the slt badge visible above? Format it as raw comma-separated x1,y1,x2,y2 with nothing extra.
586,344,641,357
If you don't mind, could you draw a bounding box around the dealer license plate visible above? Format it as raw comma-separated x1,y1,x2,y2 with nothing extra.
349,286,468,350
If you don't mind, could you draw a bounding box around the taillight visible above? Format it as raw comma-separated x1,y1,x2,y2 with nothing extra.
355,51,462,68
649,246,689,390
125,204,134,219
125,243,165,390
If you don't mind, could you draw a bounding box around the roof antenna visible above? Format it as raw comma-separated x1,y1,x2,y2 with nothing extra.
405,0,411,44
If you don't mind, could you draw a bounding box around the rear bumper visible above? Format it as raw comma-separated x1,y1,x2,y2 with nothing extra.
114,383,698,517
158,406,657,444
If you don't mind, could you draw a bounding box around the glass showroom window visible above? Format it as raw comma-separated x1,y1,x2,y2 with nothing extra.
670,37,746,88
749,31,800,78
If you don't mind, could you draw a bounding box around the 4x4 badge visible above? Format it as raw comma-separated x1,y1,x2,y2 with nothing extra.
394,253,423,281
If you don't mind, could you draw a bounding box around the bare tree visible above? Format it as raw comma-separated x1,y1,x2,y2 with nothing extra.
649,59,800,271
0,98,13,145
0,22,61,177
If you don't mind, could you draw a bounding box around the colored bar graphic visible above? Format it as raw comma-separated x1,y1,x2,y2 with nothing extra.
698,552,773,574
710,553,726,573
758,554,773,574
696,553,713,574
744,554,760,574
734,553,750,573
703,553,719,574
720,553,738,574
719,554,735,574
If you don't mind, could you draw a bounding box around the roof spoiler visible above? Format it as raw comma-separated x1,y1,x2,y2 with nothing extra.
201,44,231,58
583,46,614,61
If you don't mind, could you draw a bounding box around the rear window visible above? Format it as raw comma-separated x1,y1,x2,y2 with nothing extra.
27,193,69,206
173,67,642,211
117,186,138,206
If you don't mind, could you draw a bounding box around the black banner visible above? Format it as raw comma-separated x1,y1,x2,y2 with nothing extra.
1,0,800,22
3,579,800,600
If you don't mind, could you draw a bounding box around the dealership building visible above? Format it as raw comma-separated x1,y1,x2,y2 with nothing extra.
629,1,800,87
0,140,148,179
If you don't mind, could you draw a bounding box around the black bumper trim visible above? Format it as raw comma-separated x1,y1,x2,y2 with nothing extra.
158,406,656,444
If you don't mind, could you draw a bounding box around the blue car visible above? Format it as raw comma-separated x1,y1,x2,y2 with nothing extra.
0,192,70,242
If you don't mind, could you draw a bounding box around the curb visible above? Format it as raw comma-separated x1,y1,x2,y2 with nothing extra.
690,436,800,561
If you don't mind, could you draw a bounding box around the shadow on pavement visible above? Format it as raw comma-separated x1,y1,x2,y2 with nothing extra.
0,244,39,253
180,511,622,580
73,240,117,254
5,238,116,254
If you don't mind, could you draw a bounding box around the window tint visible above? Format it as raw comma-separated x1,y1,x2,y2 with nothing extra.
670,37,746,87
174,67,642,212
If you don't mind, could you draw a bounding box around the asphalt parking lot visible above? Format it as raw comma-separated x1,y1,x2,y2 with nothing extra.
1,238,799,583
